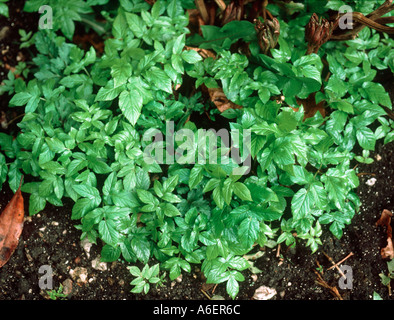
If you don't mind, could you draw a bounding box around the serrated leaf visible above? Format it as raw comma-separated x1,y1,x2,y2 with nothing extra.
95,84,123,101
360,82,391,107
163,202,181,217
72,183,101,204
239,217,259,248
99,219,121,247
181,50,203,64
189,165,204,190
131,236,150,264
233,182,252,201
226,274,239,299
356,126,376,150
137,189,156,204
119,89,143,126
146,67,172,93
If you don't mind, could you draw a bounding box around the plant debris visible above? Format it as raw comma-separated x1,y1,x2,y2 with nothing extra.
376,209,393,259
0,178,24,268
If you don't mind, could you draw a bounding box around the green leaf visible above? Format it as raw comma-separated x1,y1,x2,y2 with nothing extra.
72,183,101,204
111,61,132,87
181,50,203,64
29,193,46,215
213,186,224,209
233,182,252,201
173,34,185,55
101,244,121,262
356,126,376,150
0,2,9,17
321,170,347,209
291,188,313,218
239,217,259,248
119,89,143,125
99,219,121,247
189,165,204,190
131,236,151,264
112,190,139,208
222,178,233,205
87,155,112,174
226,273,239,299
125,12,145,38
360,82,391,107
137,189,156,204
203,178,220,193
146,67,172,94
9,92,32,106
162,202,181,217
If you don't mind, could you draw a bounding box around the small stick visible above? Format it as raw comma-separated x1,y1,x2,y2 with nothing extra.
314,270,343,300
200,289,211,300
212,283,218,294
214,0,226,11
323,251,346,279
357,172,376,177
195,0,209,24
276,243,281,258
327,252,354,271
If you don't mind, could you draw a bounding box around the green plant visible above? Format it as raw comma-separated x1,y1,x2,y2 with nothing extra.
0,0,393,299
0,0,8,18
46,284,68,300
128,263,166,294
379,258,394,295
23,0,111,40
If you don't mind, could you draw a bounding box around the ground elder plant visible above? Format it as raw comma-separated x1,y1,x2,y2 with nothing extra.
0,0,393,299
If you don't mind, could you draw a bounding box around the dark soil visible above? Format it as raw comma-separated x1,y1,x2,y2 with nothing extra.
0,0,394,302
0,0,38,136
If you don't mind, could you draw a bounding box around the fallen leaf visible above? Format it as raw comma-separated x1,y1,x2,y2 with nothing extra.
376,209,393,260
207,87,242,113
252,285,277,300
0,177,24,268
376,209,392,239
184,46,216,59
296,93,326,120
381,237,394,260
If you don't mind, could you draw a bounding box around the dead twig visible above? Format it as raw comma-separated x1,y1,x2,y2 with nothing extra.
323,251,347,280
200,288,211,300
330,0,394,40
357,172,376,177
195,0,209,24
276,243,281,258
327,252,354,271
214,0,226,12
212,283,218,294
313,269,343,300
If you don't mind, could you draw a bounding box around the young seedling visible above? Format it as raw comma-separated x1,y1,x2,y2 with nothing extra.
128,264,166,294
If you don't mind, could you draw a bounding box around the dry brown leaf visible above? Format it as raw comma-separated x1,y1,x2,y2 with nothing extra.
381,237,394,260
207,87,242,113
376,209,393,260
252,285,277,300
296,93,326,120
376,209,392,239
0,178,25,268
184,46,216,59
